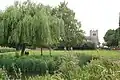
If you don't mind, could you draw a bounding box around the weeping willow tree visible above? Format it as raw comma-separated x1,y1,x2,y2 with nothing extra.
0,0,65,56
0,11,4,45
48,15,65,55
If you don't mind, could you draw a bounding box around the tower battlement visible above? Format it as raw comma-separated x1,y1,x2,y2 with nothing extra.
90,30,98,32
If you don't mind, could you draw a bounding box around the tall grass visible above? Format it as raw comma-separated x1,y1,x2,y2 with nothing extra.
28,57,120,80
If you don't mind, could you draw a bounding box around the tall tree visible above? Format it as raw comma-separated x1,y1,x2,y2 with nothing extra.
104,29,118,47
52,2,84,49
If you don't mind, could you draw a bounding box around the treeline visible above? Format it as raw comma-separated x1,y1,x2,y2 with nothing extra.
56,41,96,50
0,0,85,55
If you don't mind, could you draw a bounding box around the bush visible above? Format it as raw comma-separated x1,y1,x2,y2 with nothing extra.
0,53,120,80
29,58,120,80
0,68,8,80
81,42,96,50
0,53,94,78
59,58,120,80
79,59,120,80
0,55,62,76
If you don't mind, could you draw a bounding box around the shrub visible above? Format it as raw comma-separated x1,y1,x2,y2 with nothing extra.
58,58,120,80
81,42,96,50
0,55,61,76
0,68,8,80
28,74,63,80
75,53,92,66
79,59,120,80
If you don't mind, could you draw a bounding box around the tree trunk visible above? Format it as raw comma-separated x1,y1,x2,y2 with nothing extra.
16,43,21,51
41,48,43,56
16,44,19,51
21,43,26,56
15,43,20,58
49,47,52,56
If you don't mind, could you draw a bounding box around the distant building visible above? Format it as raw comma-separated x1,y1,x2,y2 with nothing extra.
85,30,99,47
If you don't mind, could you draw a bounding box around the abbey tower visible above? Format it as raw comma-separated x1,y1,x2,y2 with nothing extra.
90,30,99,46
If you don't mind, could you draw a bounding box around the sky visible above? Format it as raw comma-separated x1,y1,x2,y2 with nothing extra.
0,0,120,43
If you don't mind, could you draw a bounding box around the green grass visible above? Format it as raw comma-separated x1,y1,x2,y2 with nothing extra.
29,50,66,56
28,50,120,58
2,49,120,59
73,50,120,58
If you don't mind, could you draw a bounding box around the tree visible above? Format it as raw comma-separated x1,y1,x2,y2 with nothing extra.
0,11,4,45
115,28,120,47
0,0,65,56
104,29,118,47
52,2,84,50
82,41,96,50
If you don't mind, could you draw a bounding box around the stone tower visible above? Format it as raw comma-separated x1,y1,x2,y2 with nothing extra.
90,30,99,46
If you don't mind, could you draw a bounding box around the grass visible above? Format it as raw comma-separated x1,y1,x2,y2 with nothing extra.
1,49,120,59
73,50,120,58
27,49,120,58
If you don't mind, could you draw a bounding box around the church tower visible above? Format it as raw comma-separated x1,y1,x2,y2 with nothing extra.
90,30,99,46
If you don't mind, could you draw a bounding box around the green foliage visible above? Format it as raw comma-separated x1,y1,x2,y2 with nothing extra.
0,55,62,75
28,74,63,80
104,29,119,47
0,53,94,78
0,0,85,55
82,41,96,50
0,51,120,80
76,53,93,66
0,69,8,80
0,0,66,52
52,2,84,48
27,56,120,80
79,59,120,80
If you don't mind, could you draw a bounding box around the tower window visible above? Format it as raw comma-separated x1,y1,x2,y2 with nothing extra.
93,33,96,36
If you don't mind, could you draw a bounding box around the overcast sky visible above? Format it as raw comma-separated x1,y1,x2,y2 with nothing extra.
0,0,120,43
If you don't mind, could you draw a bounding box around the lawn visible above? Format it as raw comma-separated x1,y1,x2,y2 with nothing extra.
3,49,120,59
26,49,120,58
